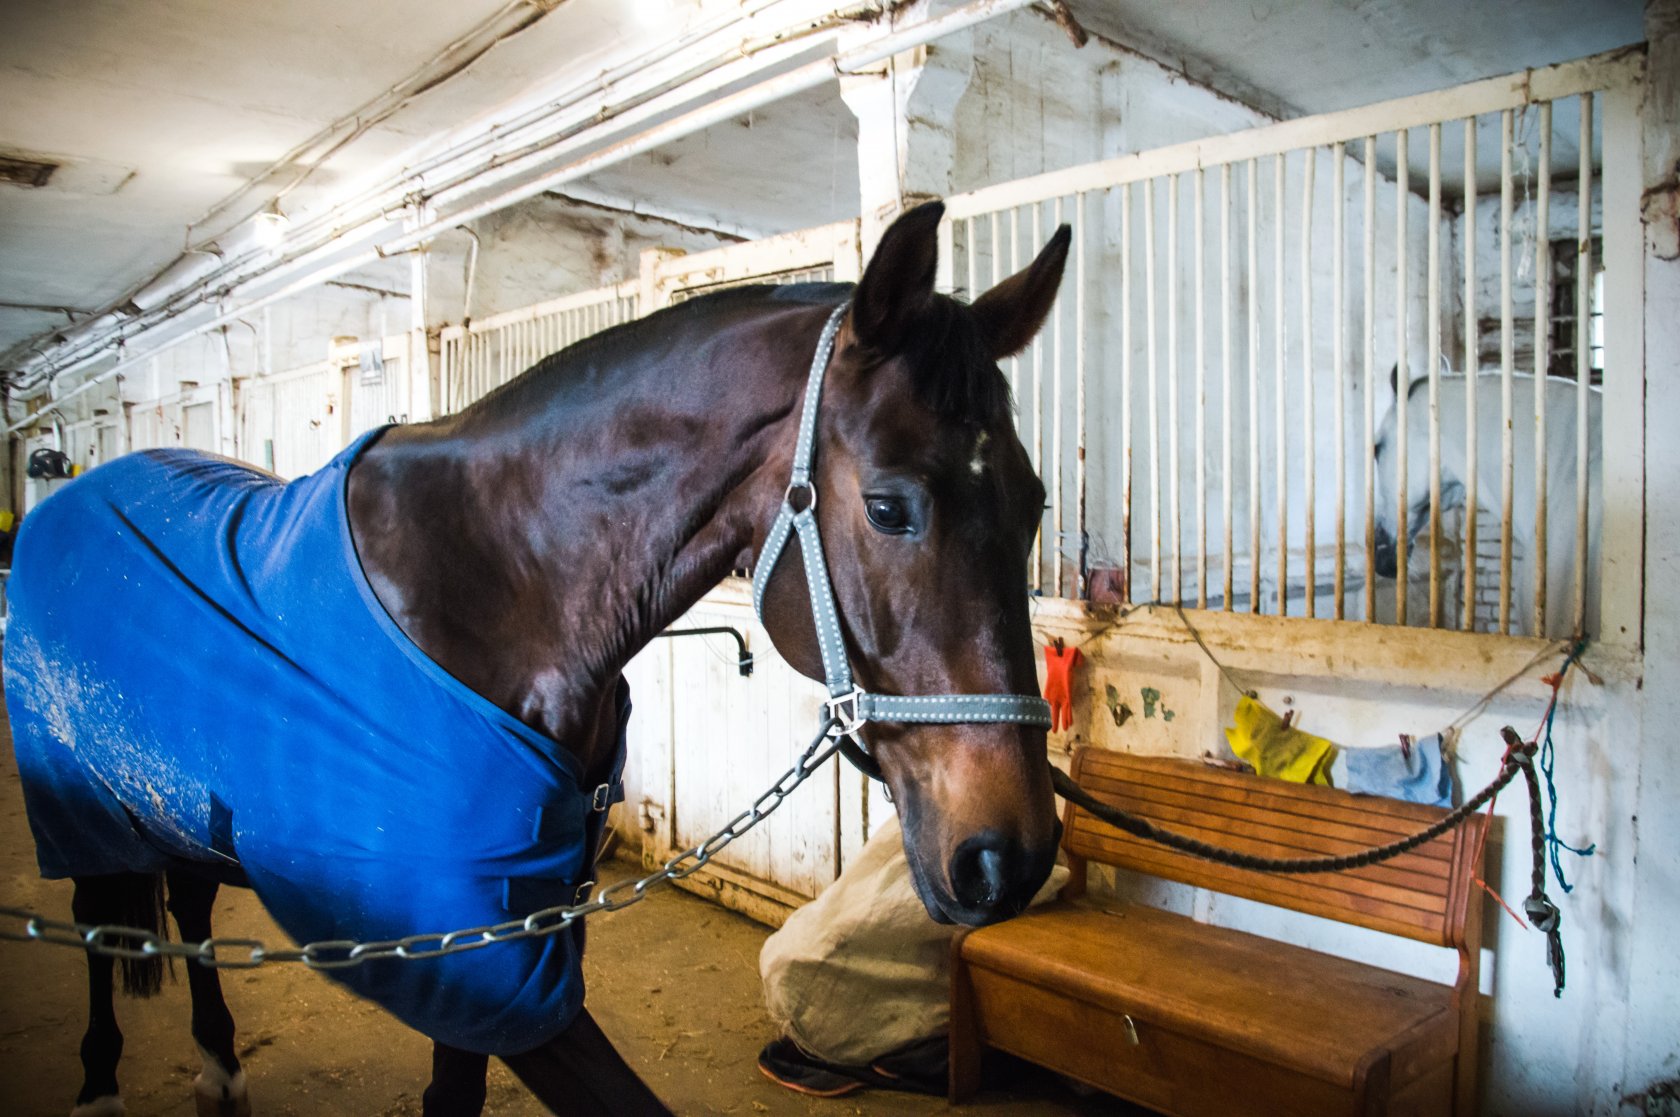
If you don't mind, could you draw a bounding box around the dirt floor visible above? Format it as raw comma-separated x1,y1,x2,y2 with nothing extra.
1,708,1145,1116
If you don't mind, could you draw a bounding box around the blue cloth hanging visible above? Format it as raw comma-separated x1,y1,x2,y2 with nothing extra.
1340,734,1453,808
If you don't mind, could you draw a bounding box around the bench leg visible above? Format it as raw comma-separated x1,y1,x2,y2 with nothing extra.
949,933,984,1103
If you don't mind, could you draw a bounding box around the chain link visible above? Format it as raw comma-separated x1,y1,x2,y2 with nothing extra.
0,719,841,970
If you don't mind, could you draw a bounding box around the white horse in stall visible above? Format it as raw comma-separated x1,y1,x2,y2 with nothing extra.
1372,370,1601,639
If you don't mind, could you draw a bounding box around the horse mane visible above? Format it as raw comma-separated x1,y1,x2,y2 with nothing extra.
462,281,1013,431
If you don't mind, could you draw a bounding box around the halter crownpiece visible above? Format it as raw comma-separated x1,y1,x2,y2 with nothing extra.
752,303,1053,778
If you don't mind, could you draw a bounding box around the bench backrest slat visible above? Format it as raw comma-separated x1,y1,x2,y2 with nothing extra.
1064,748,1488,947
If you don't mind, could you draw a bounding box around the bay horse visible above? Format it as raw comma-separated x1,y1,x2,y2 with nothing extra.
3,201,1069,1116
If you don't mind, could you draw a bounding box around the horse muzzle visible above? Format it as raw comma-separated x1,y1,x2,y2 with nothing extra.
1373,523,1399,579
913,821,1056,927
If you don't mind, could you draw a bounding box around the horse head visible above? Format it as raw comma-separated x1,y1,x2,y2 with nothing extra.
756,202,1066,926
1372,360,1463,580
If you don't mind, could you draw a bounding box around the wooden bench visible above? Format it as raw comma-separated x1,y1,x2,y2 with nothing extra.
949,748,1488,1117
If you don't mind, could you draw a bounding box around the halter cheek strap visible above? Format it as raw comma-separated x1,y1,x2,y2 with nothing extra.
751,304,1052,779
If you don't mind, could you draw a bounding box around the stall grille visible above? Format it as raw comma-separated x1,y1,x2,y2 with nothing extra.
439,283,641,415
940,49,1639,639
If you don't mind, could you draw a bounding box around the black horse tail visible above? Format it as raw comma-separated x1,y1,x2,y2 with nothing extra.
115,872,172,998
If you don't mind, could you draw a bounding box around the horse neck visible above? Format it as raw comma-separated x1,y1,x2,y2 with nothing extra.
348,297,826,756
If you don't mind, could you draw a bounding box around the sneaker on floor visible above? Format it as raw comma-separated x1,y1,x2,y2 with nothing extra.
756,1037,867,1098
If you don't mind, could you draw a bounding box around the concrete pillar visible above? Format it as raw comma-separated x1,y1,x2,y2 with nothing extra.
406,204,440,422
839,1,975,255
1620,0,1680,1107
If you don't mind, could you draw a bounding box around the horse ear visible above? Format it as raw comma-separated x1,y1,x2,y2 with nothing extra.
850,201,945,354
971,225,1072,359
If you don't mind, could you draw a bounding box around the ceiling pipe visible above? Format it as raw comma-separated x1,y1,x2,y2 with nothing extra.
6,0,1033,433
6,0,866,387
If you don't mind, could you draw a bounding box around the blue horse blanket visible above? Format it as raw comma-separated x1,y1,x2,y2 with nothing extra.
3,430,623,1054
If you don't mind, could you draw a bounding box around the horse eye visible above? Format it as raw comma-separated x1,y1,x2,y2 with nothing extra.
865,497,911,534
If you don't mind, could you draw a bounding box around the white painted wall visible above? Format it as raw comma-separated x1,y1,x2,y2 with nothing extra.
424,193,737,327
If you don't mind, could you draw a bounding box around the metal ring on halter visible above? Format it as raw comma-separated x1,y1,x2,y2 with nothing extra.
784,480,817,514
824,688,865,737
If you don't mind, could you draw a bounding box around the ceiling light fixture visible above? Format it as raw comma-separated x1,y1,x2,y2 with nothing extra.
253,199,290,248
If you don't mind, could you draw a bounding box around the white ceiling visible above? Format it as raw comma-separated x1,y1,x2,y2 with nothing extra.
1064,0,1644,120
0,0,795,368
0,0,1648,379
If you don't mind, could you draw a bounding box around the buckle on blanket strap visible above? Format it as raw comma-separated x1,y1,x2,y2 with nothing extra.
591,784,613,812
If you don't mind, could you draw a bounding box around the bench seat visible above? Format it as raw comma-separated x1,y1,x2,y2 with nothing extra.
949,749,1487,1116
957,901,1458,1113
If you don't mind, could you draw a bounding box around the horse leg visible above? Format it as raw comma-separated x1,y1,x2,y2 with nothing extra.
69,876,131,1117
164,870,251,1117
422,1042,489,1117
502,1006,672,1117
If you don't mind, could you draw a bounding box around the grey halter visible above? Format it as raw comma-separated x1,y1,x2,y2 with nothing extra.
751,304,1053,779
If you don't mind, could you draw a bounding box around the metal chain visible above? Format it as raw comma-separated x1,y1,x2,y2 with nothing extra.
0,719,841,970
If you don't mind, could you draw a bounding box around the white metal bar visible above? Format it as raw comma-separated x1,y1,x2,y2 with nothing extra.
1052,195,1065,598
1301,146,1317,618
1145,178,1162,602
1533,101,1552,636
1195,168,1208,609
1031,201,1044,478
1009,207,1021,423
941,49,1642,222
1427,121,1443,627
1333,141,1347,618
1121,184,1134,604
1030,202,1046,592
1394,127,1410,626
1248,159,1262,615
1363,137,1377,621
1499,108,1515,634
1196,167,1209,601
1221,163,1234,611
1274,155,1287,615
938,217,956,295
1075,190,1088,601
1574,93,1592,635
990,210,1003,294
1168,174,1183,604
965,216,978,300
1463,116,1480,632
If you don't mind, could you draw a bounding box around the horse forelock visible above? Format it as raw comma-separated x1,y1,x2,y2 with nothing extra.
895,293,1015,431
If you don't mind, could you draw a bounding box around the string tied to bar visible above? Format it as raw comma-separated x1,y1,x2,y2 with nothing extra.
1537,641,1596,894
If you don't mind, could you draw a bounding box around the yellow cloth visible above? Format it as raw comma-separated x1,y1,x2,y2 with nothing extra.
1224,696,1337,785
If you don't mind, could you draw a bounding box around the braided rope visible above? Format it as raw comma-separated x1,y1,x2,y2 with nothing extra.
1049,742,1534,875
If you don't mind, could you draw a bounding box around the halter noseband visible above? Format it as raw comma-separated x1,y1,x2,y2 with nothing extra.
751,304,1053,780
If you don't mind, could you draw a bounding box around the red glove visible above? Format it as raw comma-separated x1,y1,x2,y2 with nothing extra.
1042,643,1083,733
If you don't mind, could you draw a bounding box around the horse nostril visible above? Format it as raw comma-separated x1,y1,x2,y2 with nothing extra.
950,833,1017,912
1373,526,1398,579
974,848,1005,905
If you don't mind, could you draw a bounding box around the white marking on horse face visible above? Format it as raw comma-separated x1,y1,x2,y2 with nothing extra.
970,431,990,476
